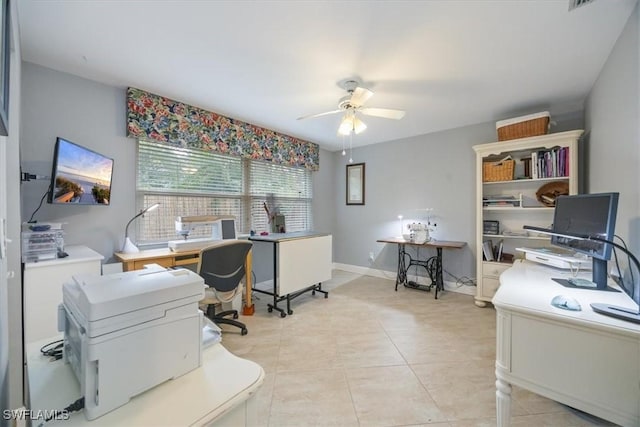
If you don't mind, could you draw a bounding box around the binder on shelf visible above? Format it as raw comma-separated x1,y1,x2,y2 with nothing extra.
496,240,504,262
482,240,494,261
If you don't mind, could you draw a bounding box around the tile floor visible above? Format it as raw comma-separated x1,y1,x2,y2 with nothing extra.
220,270,617,427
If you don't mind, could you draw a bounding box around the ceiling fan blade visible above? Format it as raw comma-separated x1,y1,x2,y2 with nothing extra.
360,107,406,120
296,109,342,120
349,87,373,107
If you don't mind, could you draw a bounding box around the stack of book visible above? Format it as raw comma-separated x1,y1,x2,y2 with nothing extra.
531,146,569,179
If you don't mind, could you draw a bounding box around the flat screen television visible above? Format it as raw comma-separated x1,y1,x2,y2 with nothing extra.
550,192,619,289
47,137,114,205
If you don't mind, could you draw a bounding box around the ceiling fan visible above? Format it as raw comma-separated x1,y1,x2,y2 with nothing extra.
297,79,406,135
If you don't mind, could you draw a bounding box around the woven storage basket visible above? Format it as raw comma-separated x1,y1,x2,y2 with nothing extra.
496,112,550,141
536,181,569,207
483,159,515,182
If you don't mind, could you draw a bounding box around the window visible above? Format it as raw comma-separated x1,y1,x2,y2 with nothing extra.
136,140,312,244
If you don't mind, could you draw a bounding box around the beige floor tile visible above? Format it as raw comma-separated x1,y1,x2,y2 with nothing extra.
510,411,618,426
276,333,343,372
448,419,496,427
346,365,447,426
336,331,406,368
218,270,618,427
268,369,359,426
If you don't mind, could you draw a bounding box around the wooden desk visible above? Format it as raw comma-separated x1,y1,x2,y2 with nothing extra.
377,237,466,298
494,260,640,427
26,339,265,426
114,247,255,315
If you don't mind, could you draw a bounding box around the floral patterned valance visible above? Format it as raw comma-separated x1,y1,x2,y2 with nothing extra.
126,87,319,171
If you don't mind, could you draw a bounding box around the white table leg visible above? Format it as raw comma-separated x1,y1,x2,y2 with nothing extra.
496,376,512,427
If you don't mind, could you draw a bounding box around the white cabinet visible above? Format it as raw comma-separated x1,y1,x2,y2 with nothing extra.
473,130,582,307
23,245,103,343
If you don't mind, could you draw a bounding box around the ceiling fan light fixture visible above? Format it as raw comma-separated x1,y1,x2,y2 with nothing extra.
353,116,366,134
338,113,367,135
338,115,354,135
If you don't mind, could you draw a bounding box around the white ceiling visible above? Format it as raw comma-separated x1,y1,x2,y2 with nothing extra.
17,0,637,152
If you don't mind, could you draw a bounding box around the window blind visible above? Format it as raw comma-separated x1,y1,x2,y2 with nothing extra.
249,161,312,233
136,140,312,244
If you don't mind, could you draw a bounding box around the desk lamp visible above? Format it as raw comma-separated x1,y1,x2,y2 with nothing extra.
122,203,160,253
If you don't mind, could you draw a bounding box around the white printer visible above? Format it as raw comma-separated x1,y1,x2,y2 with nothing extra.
58,264,205,420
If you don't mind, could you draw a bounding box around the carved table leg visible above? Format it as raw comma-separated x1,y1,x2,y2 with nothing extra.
496,376,512,427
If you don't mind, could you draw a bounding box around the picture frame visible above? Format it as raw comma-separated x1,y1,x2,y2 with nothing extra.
346,162,365,205
0,0,9,136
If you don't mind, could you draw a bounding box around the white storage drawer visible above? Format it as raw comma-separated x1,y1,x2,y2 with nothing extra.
482,262,511,278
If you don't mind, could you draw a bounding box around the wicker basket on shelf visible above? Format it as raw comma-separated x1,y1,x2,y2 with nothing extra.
536,181,569,207
496,112,550,141
483,159,515,182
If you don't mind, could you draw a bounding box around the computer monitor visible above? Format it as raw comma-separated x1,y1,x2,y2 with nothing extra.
551,192,619,289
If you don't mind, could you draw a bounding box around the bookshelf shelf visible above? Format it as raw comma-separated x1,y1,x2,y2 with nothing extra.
482,176,569,185
482,206,554,212
473,130,583,308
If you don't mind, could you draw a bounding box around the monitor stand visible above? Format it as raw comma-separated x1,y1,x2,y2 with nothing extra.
552,278,619,293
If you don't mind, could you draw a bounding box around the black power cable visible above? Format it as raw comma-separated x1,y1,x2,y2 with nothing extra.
28,184,52,223
39,339,63,361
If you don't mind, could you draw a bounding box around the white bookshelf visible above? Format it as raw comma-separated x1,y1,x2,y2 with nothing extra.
473,130,583,307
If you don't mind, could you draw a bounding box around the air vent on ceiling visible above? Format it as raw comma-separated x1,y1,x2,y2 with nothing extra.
568,0,596,11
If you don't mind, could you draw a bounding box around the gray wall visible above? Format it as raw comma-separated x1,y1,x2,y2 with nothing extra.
21,63,135,261
20,63,338,266
585,2,639,257
332,113,584,281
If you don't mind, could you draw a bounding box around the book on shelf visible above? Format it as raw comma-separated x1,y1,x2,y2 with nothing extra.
495,240,504,262
531,146,569,179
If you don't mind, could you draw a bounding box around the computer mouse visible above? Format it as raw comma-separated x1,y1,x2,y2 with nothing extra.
551,295,582,311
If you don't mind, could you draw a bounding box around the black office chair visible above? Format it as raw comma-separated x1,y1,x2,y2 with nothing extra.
197,240,252,336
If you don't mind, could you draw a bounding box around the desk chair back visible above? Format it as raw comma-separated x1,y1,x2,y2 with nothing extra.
197,240,251,336
197,240,253,292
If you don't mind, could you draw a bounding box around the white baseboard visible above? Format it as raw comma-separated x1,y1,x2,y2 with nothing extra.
332,263,476,296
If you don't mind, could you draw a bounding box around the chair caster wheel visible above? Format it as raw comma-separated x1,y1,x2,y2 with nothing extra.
268,307,273,313
312,290,316,295
233,313,239,319
241,328,248,336
287,309,293,315
324,294,328,299
280,312,287,318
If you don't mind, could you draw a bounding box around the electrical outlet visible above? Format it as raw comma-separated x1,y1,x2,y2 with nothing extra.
368,252,374,262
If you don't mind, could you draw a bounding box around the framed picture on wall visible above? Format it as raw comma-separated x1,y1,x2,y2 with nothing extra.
0,0,9,136
346,163,365,205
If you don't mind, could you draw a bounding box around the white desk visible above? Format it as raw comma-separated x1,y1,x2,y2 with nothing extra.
27,339,265,426
23,245,103,344
493,260,640,427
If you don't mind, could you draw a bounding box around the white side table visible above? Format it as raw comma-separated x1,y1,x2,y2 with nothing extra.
23,245,103,344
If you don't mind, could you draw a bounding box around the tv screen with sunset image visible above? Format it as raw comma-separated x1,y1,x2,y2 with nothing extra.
48,138,114,205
